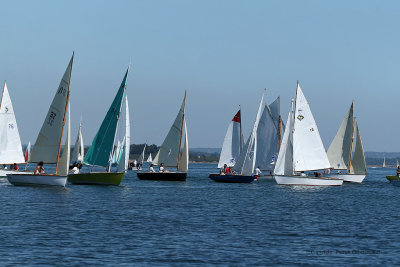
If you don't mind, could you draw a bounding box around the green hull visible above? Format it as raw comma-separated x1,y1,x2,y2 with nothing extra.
386,176,399,183
68,172,125,186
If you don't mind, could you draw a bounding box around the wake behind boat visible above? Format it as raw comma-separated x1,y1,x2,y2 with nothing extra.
7,54,74,186
273,82,343,186
137,92,188,181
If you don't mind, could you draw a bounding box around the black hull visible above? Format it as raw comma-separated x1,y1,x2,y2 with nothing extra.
209,174,255,183
137,172,187,181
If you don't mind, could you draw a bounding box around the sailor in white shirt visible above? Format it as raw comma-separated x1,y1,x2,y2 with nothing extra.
254,167,261,180
149,164,155,172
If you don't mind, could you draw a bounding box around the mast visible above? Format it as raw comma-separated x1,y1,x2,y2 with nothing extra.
177,90,187,171
239,104,243,154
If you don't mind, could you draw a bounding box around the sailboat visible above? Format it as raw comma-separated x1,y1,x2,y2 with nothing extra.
7,54,73,186
71,118,84,163
383,157,386,168
326,103,367,183
138,144,146,163
273,82,343,186
217,109,244,168
210,92,265,183
68,68,130,185
146,153,153,163
137,92,188,181
397,160,399,168
0,81,30,177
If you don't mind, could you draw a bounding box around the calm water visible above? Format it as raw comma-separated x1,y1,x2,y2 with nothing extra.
0,164,399,265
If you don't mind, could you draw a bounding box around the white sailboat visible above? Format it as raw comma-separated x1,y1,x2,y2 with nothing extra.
383,157,386,168
0,81,31,177
138,144,146,163
327,103,367,183
273,82,343,186
146,153,153,163
217,109,244,168
7,54,73,186
137,91,188,181
397,160,399,168
71,118,84,163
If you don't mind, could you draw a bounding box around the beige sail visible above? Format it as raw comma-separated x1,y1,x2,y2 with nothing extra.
327,103,354,170
178,118,188,172
56,104,70,176
349,120,366,175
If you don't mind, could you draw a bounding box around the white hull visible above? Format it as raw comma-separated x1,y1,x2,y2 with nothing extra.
7,174,67,186
328,173,366,183
274,175,343,186
0,169,33,178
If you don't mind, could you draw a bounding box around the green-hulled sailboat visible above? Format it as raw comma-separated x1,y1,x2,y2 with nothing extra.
68,68,130,185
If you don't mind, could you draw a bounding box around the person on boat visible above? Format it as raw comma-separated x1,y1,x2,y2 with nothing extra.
396,166,400,177
12,163,19,171
34,161,45,175
300,171,306,177
254,166,261,180
133,159,137,168
159,163,169,173
149,164,155,172
3,164,7,170
69,163,80,174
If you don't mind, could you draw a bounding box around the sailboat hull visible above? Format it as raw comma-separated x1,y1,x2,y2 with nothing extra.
328,173,366,183
7,174,67,186
0,169,33,178
209,174,254,183
274,175,343,186
137,172,187,181
68,172,125,186
386,176,399,183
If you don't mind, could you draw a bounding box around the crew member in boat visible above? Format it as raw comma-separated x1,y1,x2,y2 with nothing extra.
222,164,231,174
33,161,45,175
396,166,400,177
254,166,261,180
159,163,169,173
300,171,306,177
12,163,19,171
149,164,155,172
69,163,81,174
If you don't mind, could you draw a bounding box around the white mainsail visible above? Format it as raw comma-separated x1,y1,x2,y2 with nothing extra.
274,101,294,176
0,81,25,164
56,104,71,176
147,153,153,163
293,83,331,172
349,120,366,175
397,160,399,168
118,95,130,173
217,110,243,168
234,92,264,175
153,92,186,168
178,118,189,172
71,118,84,162
383,157,386,167
327,104,354,170
138,144,146,163
255,104,279,170
30,55,73,163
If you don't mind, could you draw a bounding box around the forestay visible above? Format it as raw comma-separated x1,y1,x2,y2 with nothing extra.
84,68,129,167
327,103,354,170
217,110,243,168
0,82,25,164
30,54,73,163
293,83,331,171
153,92,186,168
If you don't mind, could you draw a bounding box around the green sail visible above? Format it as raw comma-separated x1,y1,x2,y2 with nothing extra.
84,69,129,167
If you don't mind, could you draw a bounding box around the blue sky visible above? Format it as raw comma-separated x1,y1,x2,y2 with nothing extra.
0,0,399,151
